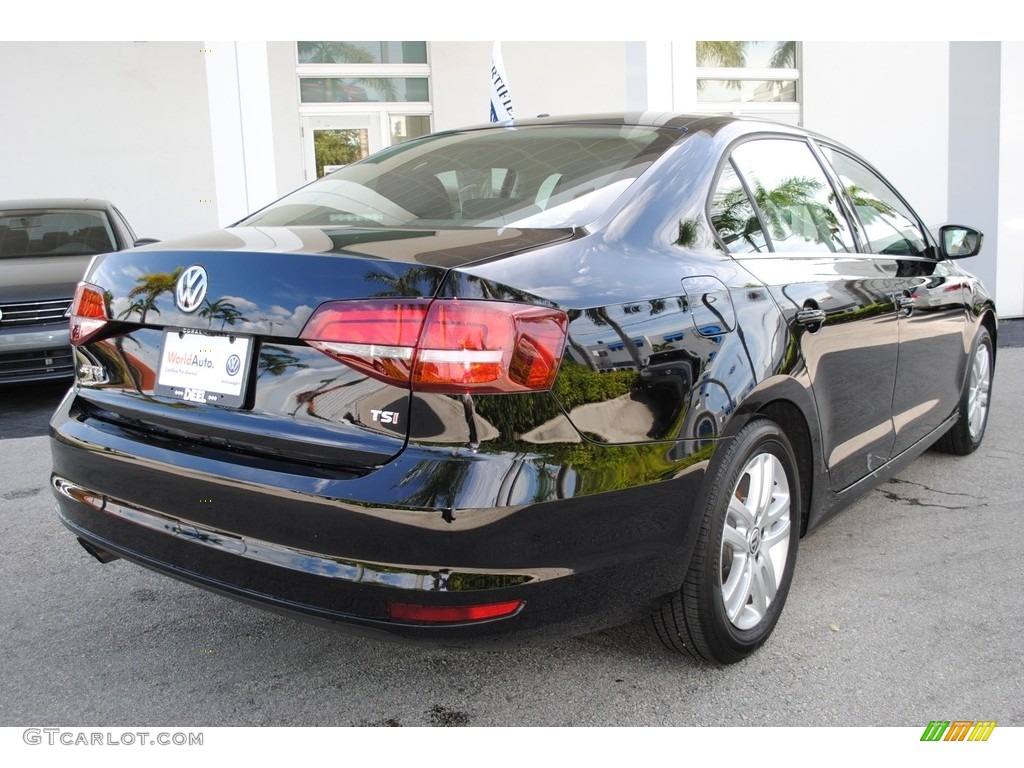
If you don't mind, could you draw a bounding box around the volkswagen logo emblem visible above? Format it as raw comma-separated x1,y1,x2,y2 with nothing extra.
175,265,208,313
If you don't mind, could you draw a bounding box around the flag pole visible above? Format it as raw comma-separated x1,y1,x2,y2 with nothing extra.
489,41,514,123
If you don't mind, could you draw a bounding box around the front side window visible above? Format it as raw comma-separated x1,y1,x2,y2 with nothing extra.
241,125,680,230
718,139,854,254
820,147,928,256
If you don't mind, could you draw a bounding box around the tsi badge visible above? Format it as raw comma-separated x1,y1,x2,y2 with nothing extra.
371,409,400,425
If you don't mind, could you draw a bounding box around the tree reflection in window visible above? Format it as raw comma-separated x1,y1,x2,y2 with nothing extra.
711,162,767,253
753,175,846,251
821,147,928,257
712,140,854,254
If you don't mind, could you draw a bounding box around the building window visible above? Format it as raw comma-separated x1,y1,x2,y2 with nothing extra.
696,41,800,124
390,114,432,145
296,41,431,106
297,42,427,65
299,77,429,104
295,41,432,174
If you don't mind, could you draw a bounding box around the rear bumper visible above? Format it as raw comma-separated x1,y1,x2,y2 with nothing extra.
50,391,711,646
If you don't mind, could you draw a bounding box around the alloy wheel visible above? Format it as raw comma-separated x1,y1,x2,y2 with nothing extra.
720,452,792,631
967,340,991,442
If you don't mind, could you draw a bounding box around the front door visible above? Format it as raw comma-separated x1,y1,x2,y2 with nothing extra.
818,145,969,456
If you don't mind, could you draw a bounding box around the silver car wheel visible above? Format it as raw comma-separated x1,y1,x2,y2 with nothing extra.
720,452,792,631
967,340,992,441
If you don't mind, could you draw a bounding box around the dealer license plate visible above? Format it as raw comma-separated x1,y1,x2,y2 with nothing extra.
156,329,252,408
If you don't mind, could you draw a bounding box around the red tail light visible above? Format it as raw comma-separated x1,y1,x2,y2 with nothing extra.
300,299,567,393
69,282,109,346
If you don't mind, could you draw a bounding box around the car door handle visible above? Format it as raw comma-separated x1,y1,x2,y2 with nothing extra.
796,308,826,327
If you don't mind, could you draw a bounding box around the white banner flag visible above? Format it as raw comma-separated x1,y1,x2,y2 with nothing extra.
489,41,514,122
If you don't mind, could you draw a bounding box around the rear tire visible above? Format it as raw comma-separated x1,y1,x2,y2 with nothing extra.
935,326,993,456
652,419,800,664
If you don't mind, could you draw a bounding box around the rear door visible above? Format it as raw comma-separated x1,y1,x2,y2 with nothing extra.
710,136,901,490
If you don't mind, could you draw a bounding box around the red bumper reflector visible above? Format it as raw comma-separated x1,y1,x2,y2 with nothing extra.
387,600,523,623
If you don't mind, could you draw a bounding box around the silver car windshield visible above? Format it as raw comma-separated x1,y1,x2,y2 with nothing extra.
240,124,679,230
0,209,116,258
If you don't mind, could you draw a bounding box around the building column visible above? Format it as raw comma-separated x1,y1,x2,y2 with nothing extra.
997,43,1024,317
948,43,1002,309
204,42,278,227
625,41,696,113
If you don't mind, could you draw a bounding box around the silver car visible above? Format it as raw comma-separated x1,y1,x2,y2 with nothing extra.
0,198,152,385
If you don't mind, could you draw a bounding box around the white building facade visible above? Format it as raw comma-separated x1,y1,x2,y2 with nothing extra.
1,40,1020,316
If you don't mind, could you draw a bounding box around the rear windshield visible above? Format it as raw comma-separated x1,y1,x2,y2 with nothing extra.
0,208,116,258
240,124,680,230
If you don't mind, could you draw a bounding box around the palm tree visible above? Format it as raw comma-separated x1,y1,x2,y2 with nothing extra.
768,41,797,69
199,298,247,330
696,41,748,93
396,458,473,511
711,185,764,250
842,184,896,222
258,345,307,380
585,306,644,370
299,41,376,64
676,218,702,248
564,309,599,371
297,42,399,102
126,268,182,324
752,176,841,244
364,266,448,298
696,41,747,68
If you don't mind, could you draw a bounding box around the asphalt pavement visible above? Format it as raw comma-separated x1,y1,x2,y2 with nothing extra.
0,349,1022,727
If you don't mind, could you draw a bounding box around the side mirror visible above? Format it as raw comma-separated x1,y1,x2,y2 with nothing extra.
939,225,982,259
133,238,161,248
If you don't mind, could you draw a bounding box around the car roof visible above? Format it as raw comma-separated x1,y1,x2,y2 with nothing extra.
447,111,807,135
0,198,115,211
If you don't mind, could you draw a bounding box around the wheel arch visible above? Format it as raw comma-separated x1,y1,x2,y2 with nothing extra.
719,376,821,537
756,400,814,537
981,309,998,363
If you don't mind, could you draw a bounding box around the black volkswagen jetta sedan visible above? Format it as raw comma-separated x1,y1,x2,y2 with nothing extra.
50,114,996,664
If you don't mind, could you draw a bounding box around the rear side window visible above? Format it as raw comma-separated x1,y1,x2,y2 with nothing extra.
710,161,769,253
728,138,854,254
712,138,857,255
819,146,928,256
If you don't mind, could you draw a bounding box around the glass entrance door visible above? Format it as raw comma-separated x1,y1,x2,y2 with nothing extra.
301,114,383,180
